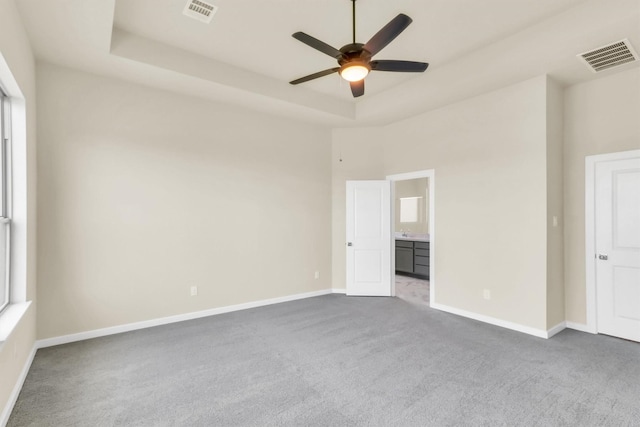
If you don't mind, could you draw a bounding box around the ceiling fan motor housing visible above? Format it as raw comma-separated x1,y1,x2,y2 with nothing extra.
338,43,371,63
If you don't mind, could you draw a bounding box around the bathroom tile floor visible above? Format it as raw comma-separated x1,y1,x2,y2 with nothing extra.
395,274,430,307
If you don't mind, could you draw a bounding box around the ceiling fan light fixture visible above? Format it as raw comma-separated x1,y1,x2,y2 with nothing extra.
339,62,370,82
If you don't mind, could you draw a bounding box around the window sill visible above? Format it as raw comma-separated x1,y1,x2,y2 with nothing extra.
0,301,32,352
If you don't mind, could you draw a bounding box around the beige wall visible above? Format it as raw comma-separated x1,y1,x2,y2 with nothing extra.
333,76,552,331
331,127,384,290
563,67,640,324
394,178,428,234
36,63,332,339
546,77,565,328
0,0,38,417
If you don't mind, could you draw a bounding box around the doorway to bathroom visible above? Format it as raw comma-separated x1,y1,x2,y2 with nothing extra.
387,170,434,307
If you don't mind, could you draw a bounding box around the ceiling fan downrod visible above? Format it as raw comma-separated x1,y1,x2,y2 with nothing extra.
352,0,356,44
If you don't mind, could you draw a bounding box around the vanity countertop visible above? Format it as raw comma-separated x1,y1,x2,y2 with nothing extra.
395,234,430,242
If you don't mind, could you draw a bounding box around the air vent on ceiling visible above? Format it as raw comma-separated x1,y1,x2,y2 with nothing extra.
577,39,639,73
183,0,217,24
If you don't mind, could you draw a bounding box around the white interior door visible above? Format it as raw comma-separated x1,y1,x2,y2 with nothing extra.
595,157,640,342
346,180,391,296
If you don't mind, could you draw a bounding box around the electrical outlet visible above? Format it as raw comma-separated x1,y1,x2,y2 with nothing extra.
483,289,491,300
553,216,558,227
190,286,198,297
314,271,320,279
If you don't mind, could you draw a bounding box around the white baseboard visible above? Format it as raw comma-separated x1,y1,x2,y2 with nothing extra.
546,321,566,338
332,288,346,294
565,321,595,333
1,344,36,427
431,302,554,339
37,289,334,349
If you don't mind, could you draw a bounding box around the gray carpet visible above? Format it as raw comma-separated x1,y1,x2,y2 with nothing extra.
8,295,640,426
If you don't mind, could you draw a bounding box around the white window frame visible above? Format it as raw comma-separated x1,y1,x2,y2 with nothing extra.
0,87,10,314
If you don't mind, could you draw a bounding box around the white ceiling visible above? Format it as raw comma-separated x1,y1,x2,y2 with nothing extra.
15,0,640,126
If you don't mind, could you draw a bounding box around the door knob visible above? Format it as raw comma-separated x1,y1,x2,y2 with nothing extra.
347,242,353,246
598,254,608,260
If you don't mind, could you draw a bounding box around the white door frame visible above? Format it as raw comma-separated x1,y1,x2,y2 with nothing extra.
585,149,640,334
386,169,435,304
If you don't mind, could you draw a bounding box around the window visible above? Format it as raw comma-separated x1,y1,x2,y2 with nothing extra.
0,52,29,346
0,88,10,313
400,196,421,223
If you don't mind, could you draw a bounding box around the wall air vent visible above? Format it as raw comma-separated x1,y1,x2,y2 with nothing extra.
183,0,217,24
577,39,639,73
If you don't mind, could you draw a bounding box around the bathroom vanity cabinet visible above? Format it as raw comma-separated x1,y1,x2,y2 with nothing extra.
395,240,414,273
395,239,429,279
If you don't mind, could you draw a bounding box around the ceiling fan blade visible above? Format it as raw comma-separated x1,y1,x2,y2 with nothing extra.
290,67,340,85
371,60,429,72
363,14,413,57
292,32,343,59
350,80,364,98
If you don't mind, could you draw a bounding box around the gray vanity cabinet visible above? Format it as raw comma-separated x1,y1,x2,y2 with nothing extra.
395,240,414,273
413,241,430,278
395,240,430,279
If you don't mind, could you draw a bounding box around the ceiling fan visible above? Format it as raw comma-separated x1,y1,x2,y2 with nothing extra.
289,0,429,98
